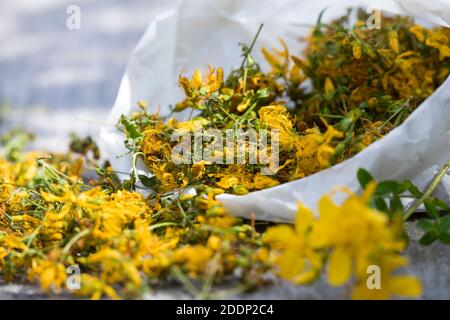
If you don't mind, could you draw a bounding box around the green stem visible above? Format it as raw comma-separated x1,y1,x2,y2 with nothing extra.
241,102,259,119
172,266,200,297
377,100,410,133
217,103,237,122
199,253,221,299
243,67,249,93
131,152,145,181
148,222,178,231
316,113,346,119
38,158,77,184
177,201,192,226
25,226,42,248
61,228,91,259
240,24,264,69
404,160,450,221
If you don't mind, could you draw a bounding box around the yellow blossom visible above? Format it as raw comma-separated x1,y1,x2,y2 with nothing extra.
389,30,400,54
409,25,425,42
28,258,67,293
76,274,121,300
172,245,213,277
264,204,322,284
352,41,362,59
352,254,422,300
309,183,406,286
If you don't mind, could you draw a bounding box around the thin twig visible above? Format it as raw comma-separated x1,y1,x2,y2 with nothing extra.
62,228,91,258
404,160,450,221
240,24,264,69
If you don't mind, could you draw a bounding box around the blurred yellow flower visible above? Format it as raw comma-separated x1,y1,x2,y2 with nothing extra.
264,204,322,284
352,255,422,300
309,183,408,286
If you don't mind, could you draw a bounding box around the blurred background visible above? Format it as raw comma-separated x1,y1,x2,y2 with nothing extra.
0,0,175,151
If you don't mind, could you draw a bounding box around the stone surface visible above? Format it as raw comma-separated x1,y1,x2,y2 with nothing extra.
1,222,449,300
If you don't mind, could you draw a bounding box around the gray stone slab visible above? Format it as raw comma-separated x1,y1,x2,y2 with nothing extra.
1,222,449,300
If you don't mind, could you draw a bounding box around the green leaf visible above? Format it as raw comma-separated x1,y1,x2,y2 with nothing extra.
404,181,422,198
357,168,374,189
122,178,136,191
374,197,388,213
424,200,440,219
419,231,438,246
438,232,450,245
396,180,413,194
440,214,450,230
432,198,449,210
417,219,434,232
139,175,158,189
375,181,401,195
0,129,33,162
390,195,404,213
120,116,143,140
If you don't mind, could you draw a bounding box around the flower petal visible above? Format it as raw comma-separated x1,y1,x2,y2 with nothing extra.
328,248,352,286
263,225,295,247
387,276,422,298
295,203,314,234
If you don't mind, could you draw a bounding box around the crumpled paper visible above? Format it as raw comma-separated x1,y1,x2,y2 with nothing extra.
100,0,450,222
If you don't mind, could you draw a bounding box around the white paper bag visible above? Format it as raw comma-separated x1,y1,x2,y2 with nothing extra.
100,0,450,222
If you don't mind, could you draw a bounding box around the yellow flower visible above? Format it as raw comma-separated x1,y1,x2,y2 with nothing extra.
216,176,239,189
191,160,207,179
175,118,207,133
76,274,121,300
1,234,27,251
214,165,254,191
179,66,223,97
409,25,425,42
293,123,343,176
141,130,165,156
195,189,226,212
28,258,67,293
309,183,406,287
317,144,336,168
264,204,322,284
40,204,70,243
0,247,8,265
352,254,422,300
262,39,290,76
237,99,251,113
324,78,335,96
172,245,213,277
425,31,450,60
207,235,222,251
389,31,400,54
10,214,40,233
259,105,297,148
83,248,142,288
352,41,362,59
252,174,279,190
